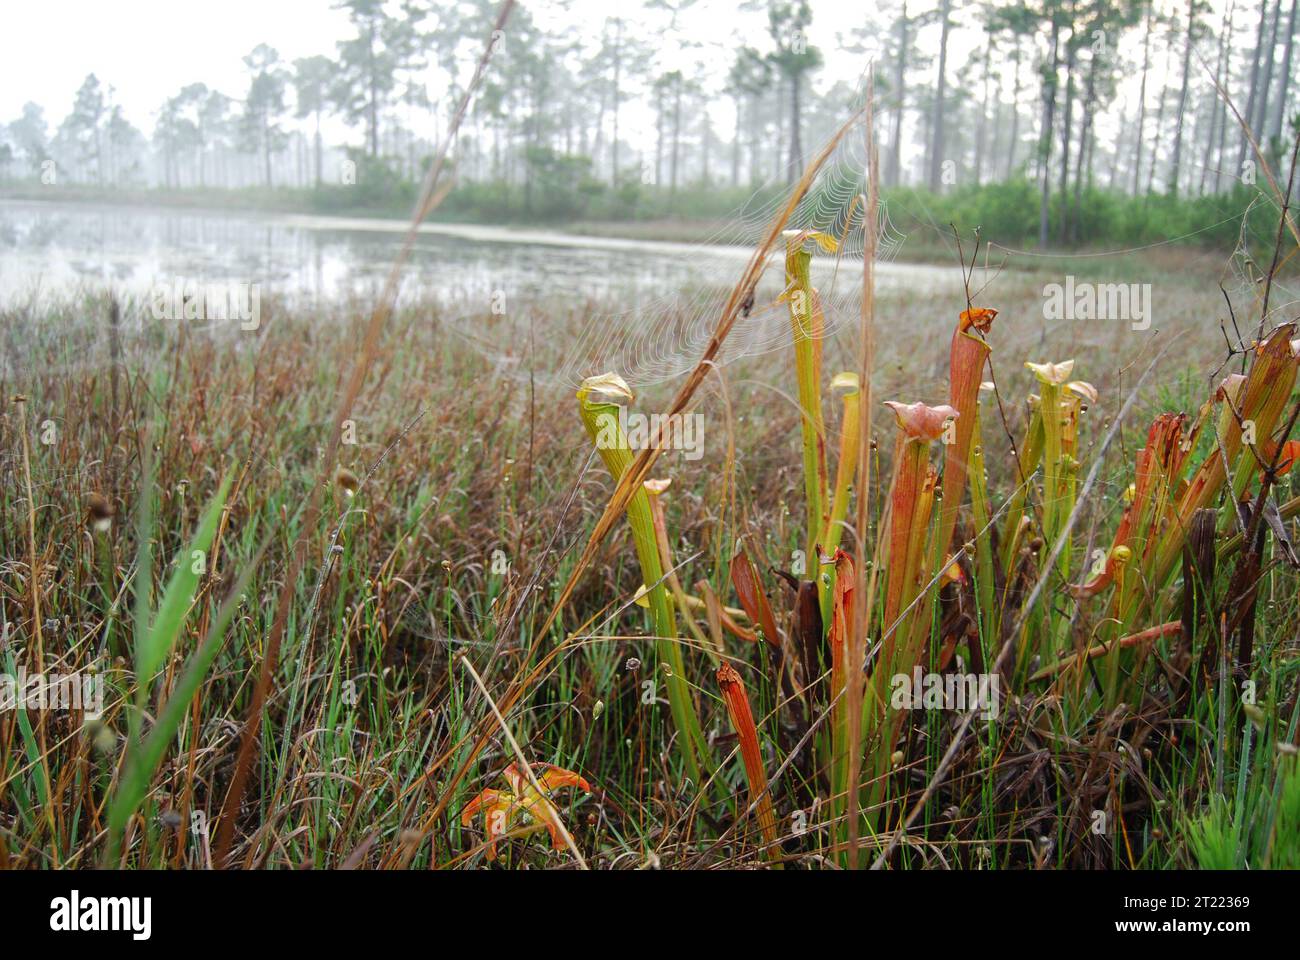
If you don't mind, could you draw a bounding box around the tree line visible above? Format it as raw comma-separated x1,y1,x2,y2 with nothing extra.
1,0,1296,242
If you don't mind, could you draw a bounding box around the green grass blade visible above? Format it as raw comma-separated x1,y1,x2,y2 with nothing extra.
136,473,233,680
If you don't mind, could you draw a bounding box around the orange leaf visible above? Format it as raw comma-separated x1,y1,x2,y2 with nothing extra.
1275,439,1300,477
530,763,593,794
826,548,855,709
716,663,779,855
460,787,514,861
460,787,506,826
463,763,591,859
730,543,782,649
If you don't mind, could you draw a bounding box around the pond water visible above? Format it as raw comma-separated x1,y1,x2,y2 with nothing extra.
0,199,959,310
1,199,974,386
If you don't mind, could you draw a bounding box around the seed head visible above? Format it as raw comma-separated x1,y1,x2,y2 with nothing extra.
335,467,360,496
85,492,115,532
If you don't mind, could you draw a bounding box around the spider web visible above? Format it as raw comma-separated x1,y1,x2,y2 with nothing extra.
443,122,907,390
1220,192,1299,347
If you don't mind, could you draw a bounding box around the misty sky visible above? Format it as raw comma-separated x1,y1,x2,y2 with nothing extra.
0,0,1257,171
1,0,980,148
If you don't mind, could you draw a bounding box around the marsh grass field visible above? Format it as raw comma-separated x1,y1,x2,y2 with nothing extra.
3,215,1299,871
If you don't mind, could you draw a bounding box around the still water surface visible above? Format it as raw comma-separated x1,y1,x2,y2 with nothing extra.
0,199,958,309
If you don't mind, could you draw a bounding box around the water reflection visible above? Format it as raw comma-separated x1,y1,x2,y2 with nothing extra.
0,200,757,309
0,200,955,311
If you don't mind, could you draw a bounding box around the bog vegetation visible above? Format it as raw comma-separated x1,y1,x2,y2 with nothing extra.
2,0,1300,866
3,118,1300,869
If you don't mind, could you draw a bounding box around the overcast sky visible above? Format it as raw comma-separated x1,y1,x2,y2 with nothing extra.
1,1,354,128
0,0,943,144
0,0,1235,157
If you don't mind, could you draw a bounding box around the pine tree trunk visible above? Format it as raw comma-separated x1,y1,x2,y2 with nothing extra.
774,84,784,180
1058,31,1075,244
975,35,992,185
612,20,622,183
1108,100,1127,188
702,105,712,185
749,94,760,185
889,2,909,187
1072,50,1097,241
1271,0,1297,141
1201,1,1233,194
655,88,664,187
1254,0,1282,145
671,79,681,199
1239,0,1271,173
1132,11,1152,195
1007,41,1022,178
928,0,952,191
732,95,742,187
1147,37,1175,194
1169,0,1196,197
1039,19,1061,248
